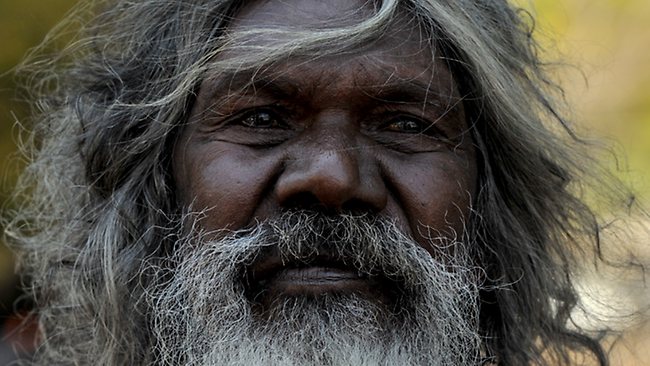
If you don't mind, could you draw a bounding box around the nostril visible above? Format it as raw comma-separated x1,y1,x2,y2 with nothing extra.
280,192,378,215
281,191,381,216
281,191,328,212
341,198,381,216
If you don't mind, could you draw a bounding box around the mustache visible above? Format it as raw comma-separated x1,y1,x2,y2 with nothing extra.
168,209,477,299
249,211,409,280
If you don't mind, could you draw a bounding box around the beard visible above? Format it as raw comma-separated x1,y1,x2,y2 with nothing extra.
145,210,485,365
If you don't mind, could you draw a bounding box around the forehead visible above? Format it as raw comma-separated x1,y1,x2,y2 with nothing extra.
208,0,460,102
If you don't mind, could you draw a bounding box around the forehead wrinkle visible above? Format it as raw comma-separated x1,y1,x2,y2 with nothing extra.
353,66,459,111
201,42,459,112
345,48,451,96
202,69,307,106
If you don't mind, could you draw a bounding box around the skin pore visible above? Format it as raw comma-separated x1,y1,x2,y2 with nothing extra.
172,0,477,304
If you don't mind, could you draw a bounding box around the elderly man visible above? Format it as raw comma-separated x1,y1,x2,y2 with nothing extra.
6,0,629,365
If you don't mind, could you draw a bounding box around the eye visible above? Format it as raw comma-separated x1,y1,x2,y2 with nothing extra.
239,109,286,129
384,118,428,134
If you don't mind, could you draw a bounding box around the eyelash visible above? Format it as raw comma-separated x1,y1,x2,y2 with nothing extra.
384,117,428,133
236,108,288,129
380,115,447,138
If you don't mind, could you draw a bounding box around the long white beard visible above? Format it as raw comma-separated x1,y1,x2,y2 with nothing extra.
146,211,485,365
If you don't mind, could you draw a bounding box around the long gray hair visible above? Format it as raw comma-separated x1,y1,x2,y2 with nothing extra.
5,0,637,364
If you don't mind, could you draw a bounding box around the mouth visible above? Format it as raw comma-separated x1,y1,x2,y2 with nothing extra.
246,251,383,299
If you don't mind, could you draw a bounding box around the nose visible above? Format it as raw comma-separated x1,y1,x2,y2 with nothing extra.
275,125,387,214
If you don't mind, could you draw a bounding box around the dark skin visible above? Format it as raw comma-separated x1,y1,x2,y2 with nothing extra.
173,0,476,300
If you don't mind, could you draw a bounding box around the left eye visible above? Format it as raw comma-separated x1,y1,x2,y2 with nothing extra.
384,118,428,133
239,110,285,129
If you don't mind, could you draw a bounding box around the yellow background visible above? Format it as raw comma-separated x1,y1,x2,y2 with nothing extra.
516,0,650,201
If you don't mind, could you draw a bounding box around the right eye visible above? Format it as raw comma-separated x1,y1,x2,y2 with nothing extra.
383,118,428,134
239,109,286,129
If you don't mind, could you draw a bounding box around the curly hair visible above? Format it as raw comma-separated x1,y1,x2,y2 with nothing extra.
5,0,638,364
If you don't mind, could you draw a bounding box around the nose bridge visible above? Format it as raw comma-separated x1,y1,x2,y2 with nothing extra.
275,114,386,213
304,130,359,193
306,114,350,146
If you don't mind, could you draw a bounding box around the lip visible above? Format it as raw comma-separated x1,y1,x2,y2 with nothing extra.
247,251,376,296
262,266,369,295
271,266,363,283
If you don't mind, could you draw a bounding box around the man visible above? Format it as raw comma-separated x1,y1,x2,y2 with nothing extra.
5,0,634,364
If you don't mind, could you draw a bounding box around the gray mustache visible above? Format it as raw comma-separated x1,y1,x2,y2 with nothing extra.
196,210,424,284
172,209,476,301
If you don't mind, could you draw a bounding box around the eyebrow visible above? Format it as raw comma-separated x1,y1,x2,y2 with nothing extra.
204,71,301,102
203,69,462,111
364,81,457,108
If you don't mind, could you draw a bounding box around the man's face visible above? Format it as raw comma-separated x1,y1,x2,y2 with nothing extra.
163,2,483,363
173,0,477,299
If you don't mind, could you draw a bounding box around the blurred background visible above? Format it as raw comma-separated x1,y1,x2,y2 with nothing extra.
0,0,648,364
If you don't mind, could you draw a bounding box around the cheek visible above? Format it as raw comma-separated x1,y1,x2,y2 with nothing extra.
383,153,476,249
174,142,280,230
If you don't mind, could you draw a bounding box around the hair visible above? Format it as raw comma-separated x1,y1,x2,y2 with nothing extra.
4,0,642,365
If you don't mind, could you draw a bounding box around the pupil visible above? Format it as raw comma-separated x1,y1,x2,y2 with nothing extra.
402,120,419,132
255,112,271,125
246,112,272,127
